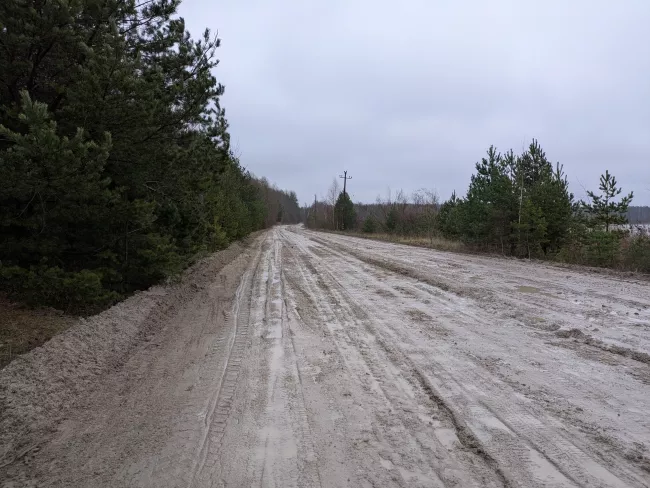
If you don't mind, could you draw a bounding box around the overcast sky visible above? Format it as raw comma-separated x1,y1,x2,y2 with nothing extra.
179,0,650,205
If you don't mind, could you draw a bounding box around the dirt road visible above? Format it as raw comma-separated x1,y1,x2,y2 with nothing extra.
2,226,650,487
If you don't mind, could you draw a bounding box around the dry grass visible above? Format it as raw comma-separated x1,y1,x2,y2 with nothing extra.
0,295,77,368
340,232,467,253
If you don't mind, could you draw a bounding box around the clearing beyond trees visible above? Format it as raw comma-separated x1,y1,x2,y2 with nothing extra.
1,226,649,487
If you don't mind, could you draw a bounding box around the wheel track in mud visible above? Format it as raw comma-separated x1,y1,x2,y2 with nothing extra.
279,264,323,488
281,229,502,487
311,231,650,367
288,229,645,488
415,348,643,488
186,244,263,487
283,237,443,485
261,232,323,488
286,233,506,486
311,230,650,486
6,227,647,487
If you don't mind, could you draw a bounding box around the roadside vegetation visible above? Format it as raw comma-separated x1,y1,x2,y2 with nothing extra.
0,0,301,364
0,0,300,315
307,141,650,273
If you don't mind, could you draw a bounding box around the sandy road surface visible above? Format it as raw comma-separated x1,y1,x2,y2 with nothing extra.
3,226,650,487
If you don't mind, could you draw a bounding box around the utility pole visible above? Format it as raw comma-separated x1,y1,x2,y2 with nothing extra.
339,170,352,196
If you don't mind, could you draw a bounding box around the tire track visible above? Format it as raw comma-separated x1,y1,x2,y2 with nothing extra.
279,255,322,488
187,244,262,487
323,239,627,486
280,229,500,487
296,228,647,488
14,227,647,488
223,230,323,488
287,240,503,486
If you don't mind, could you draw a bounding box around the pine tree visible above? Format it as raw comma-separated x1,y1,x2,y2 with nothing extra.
362,215,378,233
512,142,573,254
462,146,517,249
0,92,119,308
512,199,548,258
334,192,356,230
582,171,634,231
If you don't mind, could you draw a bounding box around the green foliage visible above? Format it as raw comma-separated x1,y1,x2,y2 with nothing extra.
620,235,650,273
255,178,300,228
446,144,643,272
512,199,548,258
309,141,645,274
0,92,116,266
512,142,574,254
0,0,299,311
554,216,589,264
362,215,378,233
583,230,621,267
334,192,356,230
461,146,517,248
437,192,462,238
0,265,119,311
556,223,650,272
582,170,634,231
435,141,574,256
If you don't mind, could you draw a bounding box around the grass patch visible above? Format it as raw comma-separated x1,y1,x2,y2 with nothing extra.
0,295,77,368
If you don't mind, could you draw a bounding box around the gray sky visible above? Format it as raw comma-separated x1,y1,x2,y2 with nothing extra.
179,0,650,205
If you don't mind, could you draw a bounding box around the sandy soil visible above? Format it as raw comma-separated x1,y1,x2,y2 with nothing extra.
2,226,649,487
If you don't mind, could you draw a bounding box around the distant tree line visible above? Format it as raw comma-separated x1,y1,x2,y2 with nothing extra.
306,141,649,272
0,0,299,311
254,178,301,227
